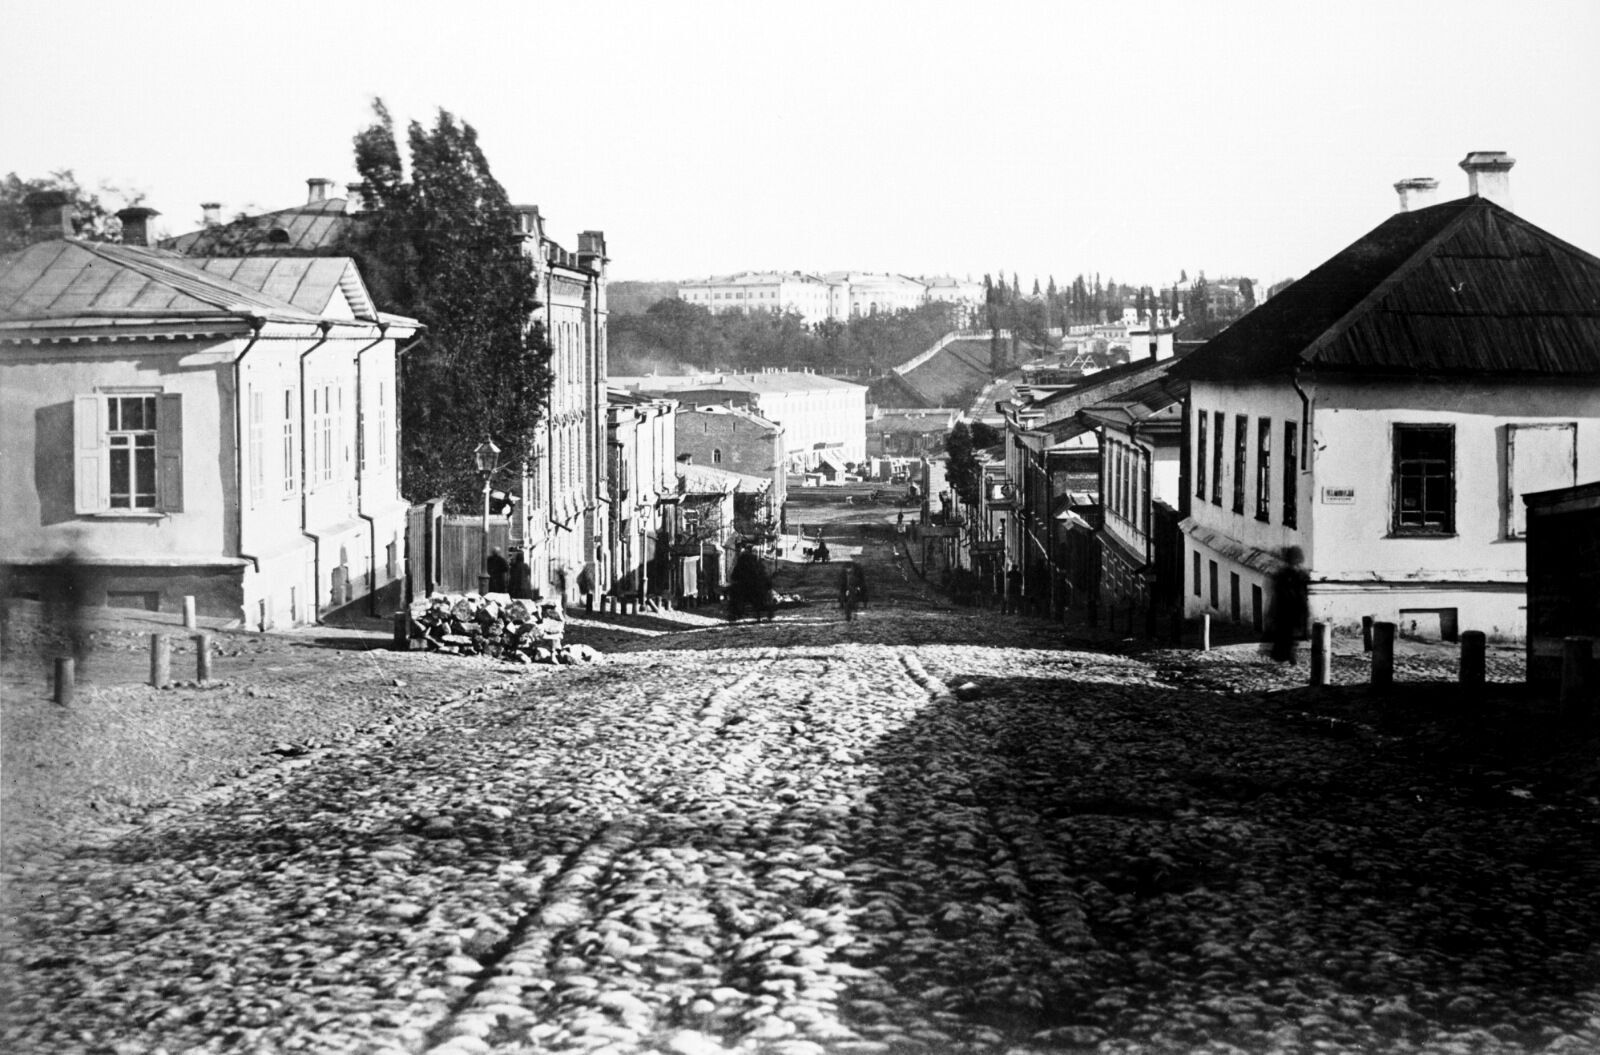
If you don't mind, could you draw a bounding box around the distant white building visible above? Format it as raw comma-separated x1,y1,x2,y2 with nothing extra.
677,271,831,324
823,271,928,318
613,370,867,471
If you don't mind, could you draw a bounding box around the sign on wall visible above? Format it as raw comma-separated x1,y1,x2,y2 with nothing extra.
1321,487,1356,504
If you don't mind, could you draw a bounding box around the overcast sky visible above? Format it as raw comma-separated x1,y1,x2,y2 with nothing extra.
5,0,1597,290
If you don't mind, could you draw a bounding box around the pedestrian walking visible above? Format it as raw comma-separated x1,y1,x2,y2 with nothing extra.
838,560,868,621
728,544,766,622
1269,546,1310,663
486,548,508,594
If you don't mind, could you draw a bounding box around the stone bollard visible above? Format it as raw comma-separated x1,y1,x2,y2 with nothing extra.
194,634,212,683
150,634,171,688
1309,622,1331,687
1459,631,1487,693
1362,615,1374,654
393,611,411,651
1372,621,1396,689
1560,636,1595,714
1200,613,1211,652
54,657,75,706
183,595,197,630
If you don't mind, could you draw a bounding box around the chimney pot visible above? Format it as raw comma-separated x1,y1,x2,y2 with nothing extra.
201,202,222,227
306,177,334,204
116,206,161,247
1459,151,1515,210
1393,177,1439,213
344,183,367,213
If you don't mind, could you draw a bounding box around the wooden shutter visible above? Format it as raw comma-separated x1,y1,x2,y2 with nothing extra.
74,394,107,514
1507,423,1576,537
159,393,184,512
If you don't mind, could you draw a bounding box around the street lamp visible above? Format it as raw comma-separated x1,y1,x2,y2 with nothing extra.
475,440,500,595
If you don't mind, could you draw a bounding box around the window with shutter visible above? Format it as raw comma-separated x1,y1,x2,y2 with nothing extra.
73,392,181,513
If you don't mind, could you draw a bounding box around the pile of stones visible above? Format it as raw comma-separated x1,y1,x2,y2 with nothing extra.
404,594,600,665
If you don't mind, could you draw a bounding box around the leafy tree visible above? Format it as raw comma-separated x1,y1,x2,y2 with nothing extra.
1238,277,1257,311
347,100,550,510
944,420,1002,508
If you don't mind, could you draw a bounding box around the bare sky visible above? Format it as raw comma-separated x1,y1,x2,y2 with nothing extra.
4,0,1597,290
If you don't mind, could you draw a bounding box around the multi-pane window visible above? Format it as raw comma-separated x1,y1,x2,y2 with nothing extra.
1232,415,1248,514
1283,421,1299,528
282,390,297,494
249,390,265,506
1211,411,1224,506
108,395,158,509
376,382,388,467
1393,424,1455,533
1195,411,1208,499
319,385,335,484
1255,417,1272,521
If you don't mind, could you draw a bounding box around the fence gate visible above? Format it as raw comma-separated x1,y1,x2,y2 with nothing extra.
438,517,511,594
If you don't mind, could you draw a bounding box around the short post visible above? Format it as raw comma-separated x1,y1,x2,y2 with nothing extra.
1372,621,1396,689
194,634,212,683
393,611,411,651
149,634,171,689
1560,636,1594,714
183,595,197,630
1309,622,1330,686
1200,613,1211,652
54,657,75,706
1361,615,1374,654
1459,630,1487,693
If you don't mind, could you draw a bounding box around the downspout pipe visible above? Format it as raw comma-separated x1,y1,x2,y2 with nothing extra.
299,322,333,625
1291,368,1313,469
354,323,390,616
231,319,265,624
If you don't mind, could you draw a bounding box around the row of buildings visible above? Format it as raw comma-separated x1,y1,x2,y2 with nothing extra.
1,178,882,625
1,177,612,625
676,271,985,325
943,152,1597,658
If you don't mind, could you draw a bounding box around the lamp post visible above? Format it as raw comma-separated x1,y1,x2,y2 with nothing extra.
475,440,499,595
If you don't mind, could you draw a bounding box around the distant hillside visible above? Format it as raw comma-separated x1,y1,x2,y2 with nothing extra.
611,281,678,315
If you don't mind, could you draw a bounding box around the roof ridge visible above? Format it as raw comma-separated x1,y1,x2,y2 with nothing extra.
1295,201,1482,367
77,241,311,321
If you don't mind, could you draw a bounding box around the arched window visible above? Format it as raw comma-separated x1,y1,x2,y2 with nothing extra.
713,448,723,464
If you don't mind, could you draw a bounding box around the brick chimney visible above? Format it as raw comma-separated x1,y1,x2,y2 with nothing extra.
1459,151,1515,209
24,190,75,237
1393,177,1439,213
306,177,334,204
344,183,367,214
201,202,222,227
116,206,161,247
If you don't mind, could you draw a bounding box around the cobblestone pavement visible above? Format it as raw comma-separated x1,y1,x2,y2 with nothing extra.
3,533,1598,1054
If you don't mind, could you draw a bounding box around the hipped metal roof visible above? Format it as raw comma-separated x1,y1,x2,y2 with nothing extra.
1172,196,1600,381
0,240,415,340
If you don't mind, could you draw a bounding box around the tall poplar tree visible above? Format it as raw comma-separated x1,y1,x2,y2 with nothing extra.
348,101,551,509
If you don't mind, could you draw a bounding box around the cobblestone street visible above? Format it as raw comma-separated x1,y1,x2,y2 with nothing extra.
3,532,1598,1054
